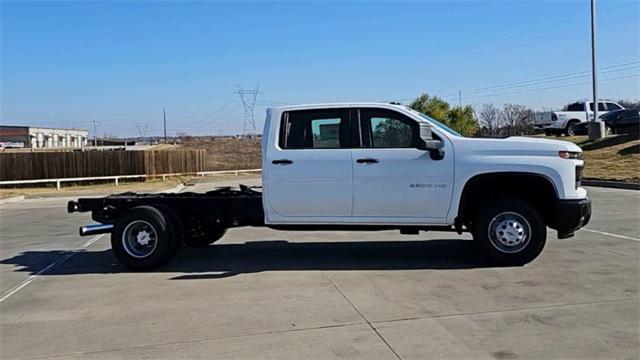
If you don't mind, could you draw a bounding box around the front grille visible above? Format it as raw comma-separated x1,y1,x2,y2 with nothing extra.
576,165,584,188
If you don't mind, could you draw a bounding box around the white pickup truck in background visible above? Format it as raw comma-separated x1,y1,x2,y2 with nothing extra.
535,100,625,136
69,103,592,270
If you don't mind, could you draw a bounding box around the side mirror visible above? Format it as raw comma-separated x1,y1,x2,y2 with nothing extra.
417,122,445,160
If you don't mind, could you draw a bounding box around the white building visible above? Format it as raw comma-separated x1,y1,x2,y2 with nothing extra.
0,126,89,148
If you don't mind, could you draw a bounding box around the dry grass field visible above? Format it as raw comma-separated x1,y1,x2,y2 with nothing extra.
561,135,640,183
179,137,261,171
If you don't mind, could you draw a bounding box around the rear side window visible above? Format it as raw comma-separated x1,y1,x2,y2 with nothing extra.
606,102,622,111
566,103,585,112
279,109,350,149
359,108,417,148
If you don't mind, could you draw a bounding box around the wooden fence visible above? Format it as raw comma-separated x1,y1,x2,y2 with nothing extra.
0,149,206,181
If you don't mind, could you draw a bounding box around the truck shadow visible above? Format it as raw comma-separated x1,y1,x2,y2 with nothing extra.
1,239,501,280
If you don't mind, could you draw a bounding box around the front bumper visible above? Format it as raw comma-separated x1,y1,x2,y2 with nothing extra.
552,197,591,239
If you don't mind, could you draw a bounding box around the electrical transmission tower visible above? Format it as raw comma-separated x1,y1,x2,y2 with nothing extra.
234,85,261,135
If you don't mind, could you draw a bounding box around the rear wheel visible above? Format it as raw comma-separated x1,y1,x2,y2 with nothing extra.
111,206,178,270
153,204,184,256
472,199,546,266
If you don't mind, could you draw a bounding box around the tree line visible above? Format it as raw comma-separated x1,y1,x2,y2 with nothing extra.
408,93,639,138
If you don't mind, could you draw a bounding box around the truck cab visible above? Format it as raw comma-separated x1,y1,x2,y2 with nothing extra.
69,102,591,270
263,104,455,224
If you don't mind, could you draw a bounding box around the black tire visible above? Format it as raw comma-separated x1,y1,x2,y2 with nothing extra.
111,206,178,270
544,129,552,136
153,204,184,256
565,121,579,136
472,198,546,266
183,226,226,247
605,125,613,136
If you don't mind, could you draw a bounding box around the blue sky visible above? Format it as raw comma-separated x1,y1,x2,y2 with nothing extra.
2,0,639,137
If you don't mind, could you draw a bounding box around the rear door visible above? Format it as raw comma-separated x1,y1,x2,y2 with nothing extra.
351,108,454,221
265,108,353,218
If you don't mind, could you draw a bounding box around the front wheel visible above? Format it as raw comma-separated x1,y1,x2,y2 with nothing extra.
472,199,546,266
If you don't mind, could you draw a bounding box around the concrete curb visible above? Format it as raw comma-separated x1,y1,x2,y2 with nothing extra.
0,195,25,204
583,179,640,190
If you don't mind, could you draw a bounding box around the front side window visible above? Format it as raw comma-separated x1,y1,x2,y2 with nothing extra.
360,109,416,148
589,102,606,111
279,109,349,149
606,102,622,111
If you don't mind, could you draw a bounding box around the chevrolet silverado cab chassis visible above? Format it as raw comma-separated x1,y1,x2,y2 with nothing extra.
68,103,591,270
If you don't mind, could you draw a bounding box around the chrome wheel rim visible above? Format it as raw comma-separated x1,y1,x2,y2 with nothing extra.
122,220,158,258
488,212,531,254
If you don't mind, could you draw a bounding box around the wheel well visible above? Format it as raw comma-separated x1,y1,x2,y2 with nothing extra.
457,173,558,228
566,119,580,127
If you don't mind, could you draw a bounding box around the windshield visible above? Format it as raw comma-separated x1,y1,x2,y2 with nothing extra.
409,109,462,137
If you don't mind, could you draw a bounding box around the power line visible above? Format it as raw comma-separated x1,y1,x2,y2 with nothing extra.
188,102,245,133
460,62,639,95
179,100,239,131
459,73,639,101
392,61,640,103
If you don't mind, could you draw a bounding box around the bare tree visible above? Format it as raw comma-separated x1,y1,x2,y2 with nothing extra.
501,104,535,136
479,104,502,137
618,99,640,109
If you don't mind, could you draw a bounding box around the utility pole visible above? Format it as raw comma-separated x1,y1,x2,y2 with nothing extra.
588,0,604,139
458,91,462,108
93,119,98,147
163,108,168,143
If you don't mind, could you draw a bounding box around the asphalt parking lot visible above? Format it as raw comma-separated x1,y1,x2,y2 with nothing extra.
0,184,638,359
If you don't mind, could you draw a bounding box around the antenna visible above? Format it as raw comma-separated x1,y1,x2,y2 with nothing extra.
234,85,261,135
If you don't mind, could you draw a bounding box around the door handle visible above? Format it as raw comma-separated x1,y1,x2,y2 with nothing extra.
356,158,379,164
272,159,293,165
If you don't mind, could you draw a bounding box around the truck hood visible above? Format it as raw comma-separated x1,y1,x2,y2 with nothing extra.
457,136,582,156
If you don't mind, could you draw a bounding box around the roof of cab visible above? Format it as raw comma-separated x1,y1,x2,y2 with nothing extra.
269,102,408,112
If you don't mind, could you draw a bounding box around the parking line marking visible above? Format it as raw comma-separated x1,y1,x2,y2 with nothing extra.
583,228,640,242
0,234,104,303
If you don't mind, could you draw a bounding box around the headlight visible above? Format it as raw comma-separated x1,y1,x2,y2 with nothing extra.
559,151,582,159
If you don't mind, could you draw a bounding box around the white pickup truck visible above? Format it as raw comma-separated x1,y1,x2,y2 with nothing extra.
535,100,625,135
69,103,591,270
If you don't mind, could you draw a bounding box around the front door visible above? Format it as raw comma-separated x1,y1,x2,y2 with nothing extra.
265,108,353,218
351,108,454,221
